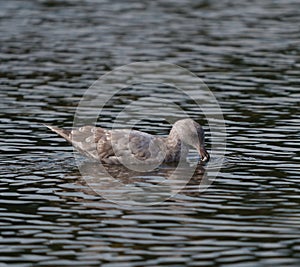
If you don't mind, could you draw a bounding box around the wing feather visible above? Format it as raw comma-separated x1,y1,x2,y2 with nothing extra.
46,125,164,164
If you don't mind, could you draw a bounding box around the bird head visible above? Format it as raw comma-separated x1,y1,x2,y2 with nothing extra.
172,119,210,162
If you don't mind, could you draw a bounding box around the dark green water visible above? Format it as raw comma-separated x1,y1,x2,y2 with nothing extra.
0,0,299,266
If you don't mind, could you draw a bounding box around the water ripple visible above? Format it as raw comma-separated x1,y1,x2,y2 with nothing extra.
0,0,300,266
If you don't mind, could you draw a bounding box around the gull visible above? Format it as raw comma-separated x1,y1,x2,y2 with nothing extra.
45,118,210,165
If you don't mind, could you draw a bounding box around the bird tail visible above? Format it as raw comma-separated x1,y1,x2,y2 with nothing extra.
44,124,100,161
44,124,72,143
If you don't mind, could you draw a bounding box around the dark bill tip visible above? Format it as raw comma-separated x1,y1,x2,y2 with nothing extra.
198,147,210,162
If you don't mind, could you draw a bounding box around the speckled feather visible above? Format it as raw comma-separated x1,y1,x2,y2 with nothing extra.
45,119,210,165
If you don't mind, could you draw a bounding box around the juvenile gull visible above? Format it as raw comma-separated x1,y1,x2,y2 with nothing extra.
45,119,210,165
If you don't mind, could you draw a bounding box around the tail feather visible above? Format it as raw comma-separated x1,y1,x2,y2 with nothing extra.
44,124,72,143
44,124,99,161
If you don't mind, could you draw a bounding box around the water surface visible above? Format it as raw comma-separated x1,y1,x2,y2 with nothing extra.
0,0,300,266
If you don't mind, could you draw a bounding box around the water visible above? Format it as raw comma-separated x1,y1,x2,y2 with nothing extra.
1,0,300,266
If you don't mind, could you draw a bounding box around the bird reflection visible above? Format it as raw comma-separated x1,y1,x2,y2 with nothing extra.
62,160,211,205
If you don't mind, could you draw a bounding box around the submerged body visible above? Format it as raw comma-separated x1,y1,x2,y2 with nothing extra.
46,119,210,165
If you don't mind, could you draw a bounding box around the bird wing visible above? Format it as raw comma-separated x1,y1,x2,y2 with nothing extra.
101,129,164,164
46,125,164,164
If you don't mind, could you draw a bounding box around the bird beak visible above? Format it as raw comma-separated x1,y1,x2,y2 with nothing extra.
198,147,210,162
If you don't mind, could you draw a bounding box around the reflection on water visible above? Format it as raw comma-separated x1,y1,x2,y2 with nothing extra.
0,0,300,266
69,161,211,205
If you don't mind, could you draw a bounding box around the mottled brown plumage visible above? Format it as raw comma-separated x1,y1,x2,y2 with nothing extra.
45,119,210,165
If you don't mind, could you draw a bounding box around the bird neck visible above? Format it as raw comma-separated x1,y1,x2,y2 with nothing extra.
166,128,181,147
163,129,189,162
